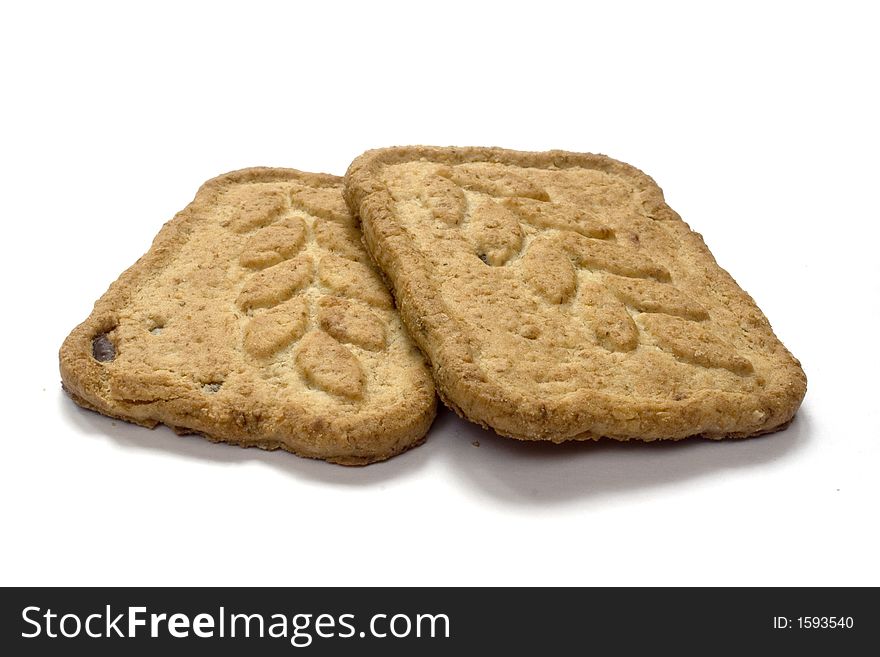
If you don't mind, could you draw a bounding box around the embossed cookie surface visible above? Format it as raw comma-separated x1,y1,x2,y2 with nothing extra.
60,168,435,465
344,147,806,442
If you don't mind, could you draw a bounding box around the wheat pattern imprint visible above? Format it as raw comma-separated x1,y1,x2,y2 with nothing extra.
428,165,753,375
223,183,393,400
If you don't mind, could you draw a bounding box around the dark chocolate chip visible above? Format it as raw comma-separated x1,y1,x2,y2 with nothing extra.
92,333,116,362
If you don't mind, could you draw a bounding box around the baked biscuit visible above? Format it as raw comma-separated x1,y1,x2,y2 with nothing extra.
344,147,806,442
60,168,436,465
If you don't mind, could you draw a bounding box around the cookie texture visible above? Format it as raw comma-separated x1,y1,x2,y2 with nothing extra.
344,147,806,442
60,168,436,465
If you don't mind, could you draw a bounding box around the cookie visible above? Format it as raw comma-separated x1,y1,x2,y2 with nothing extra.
344,147,806,442
60,168,436,465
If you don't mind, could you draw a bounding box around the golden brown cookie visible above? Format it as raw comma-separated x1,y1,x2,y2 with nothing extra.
60,168,436,465
344,147,806,442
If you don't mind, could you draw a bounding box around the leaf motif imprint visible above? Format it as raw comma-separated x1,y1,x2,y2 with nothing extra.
421,174,466,225
318,254,392,309
317,296,386,351
236,255,313,310
501,198,614,239
239,217,307,269
440,163,550,201
222,184,289,233
639,314,753,375
521,235,577,304
466,200,523,266
296,331,365,399
290,185,350,222
580,280,639,352
313,220,368,263
605,275,708,320
562,233,670,281
242,295,309,357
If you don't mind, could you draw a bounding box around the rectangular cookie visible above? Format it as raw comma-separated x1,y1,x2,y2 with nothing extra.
344,147,806,442
60,168,436,465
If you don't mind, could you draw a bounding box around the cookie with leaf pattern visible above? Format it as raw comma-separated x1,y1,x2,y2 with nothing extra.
344,147,806,442
60,168,436,465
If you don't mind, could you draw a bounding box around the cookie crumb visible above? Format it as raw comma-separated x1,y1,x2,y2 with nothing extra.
472,440,480,447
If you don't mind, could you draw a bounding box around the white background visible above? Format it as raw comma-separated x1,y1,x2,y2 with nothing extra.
1,1,877,586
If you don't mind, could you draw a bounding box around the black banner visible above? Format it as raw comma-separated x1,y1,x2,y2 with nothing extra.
1,587,875,654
